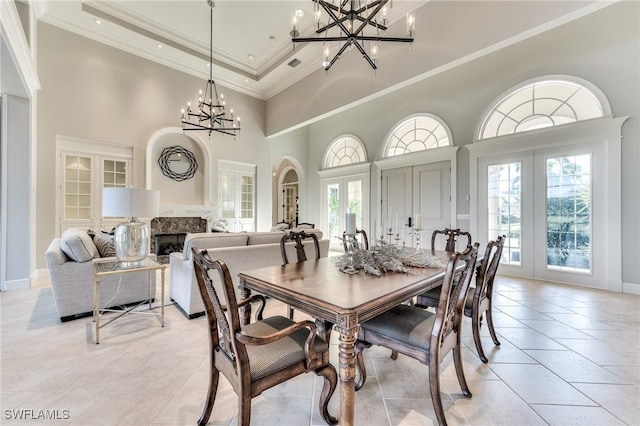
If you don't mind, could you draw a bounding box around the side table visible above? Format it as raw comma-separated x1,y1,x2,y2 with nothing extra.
93,257,167,344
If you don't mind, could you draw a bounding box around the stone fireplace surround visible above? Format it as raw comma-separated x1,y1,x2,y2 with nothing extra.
151,217,208,263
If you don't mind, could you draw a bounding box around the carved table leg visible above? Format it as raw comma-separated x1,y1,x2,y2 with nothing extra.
336,314,358,426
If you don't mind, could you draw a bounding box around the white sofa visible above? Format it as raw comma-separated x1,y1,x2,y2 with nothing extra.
169,229,328,318
45,231,156,322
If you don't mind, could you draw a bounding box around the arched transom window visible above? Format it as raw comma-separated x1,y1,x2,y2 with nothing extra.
479,79,605,139
385,115,451,157
323,135,367,169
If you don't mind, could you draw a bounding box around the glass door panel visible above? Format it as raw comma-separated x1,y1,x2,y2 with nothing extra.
219,169,256,232
327,183,340,249
545,154,591,272
64,155,92,222
347,180,362,229
488,162,522,265
283,184,298,225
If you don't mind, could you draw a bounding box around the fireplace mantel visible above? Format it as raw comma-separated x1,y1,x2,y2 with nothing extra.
158,204,217,218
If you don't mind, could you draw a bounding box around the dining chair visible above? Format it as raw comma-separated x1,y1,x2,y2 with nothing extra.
416,236,505,362
431,228,473,252
192,248,338,426
387,227,473,361
354,243,479,426
342,228,369,252
280,230,321,319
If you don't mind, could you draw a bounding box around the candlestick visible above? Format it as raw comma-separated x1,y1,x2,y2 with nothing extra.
414,213,423,230
414,227,423,252
395,211,399,235
345,213,356,235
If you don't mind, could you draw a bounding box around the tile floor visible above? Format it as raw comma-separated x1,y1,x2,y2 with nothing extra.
1,274,639,425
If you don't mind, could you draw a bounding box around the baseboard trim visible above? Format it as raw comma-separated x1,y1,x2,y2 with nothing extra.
2,278,30,291
622,282,640,296
170,298,205,319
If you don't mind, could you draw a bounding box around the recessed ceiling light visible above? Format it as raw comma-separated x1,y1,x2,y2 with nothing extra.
93,18,101,24
288,58,302,68
157,44,163,48
248,54,255,61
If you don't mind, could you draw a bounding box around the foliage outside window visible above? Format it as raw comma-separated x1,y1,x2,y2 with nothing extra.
546,155,591,272
488,162,521,265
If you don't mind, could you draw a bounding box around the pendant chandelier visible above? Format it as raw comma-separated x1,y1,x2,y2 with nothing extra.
291,0,415,72
181,0,240,137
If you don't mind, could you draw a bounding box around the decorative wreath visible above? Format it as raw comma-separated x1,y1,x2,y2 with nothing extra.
158,146,198,181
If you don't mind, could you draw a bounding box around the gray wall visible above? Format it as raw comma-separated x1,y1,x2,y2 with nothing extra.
31,2,639,289
270,1,640,288
2,94,31,287
266,0,600,137
35,22,267,269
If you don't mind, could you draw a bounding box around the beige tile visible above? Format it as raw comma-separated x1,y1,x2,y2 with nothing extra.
461,334,537,364
3,274,640,426
445,378,546,425
497,306,554,321
532,404,626,425
489,364,595,405
555,338,640,367
573,383,640,425
524,350,630,384
495,326,569,350
518,319,597,339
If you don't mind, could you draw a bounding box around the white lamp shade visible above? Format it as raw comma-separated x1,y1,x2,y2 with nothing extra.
102,188,160,218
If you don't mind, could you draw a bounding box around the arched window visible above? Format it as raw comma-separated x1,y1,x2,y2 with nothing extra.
469,75,623,291
384,115,451,157
323,135,367,169
478,78,606,139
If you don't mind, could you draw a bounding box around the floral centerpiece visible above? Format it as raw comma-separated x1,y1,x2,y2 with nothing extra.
336,241,445,276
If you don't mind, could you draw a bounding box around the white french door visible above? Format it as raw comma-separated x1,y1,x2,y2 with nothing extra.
322,174,368,251
381,161,452,248
477,143,606,287
219,160,256,232
56,137,133,235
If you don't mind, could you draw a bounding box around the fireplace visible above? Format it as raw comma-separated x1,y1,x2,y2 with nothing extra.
150,216,208,263
154,233,186,264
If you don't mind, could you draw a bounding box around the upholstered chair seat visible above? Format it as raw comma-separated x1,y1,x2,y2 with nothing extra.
242,316,330,381
359,304,436,356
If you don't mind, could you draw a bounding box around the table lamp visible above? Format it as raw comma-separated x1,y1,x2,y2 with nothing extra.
102,187,160,264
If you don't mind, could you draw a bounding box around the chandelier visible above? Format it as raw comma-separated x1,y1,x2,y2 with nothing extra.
291,0,415,72
181,0,240,137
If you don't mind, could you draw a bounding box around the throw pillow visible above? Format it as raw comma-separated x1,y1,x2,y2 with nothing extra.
60,228,99,262
93,232,116,258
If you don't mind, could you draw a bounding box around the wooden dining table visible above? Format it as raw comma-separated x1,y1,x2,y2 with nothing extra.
238,250,457,426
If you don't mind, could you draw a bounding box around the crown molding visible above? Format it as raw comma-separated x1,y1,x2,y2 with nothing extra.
1,1,41,97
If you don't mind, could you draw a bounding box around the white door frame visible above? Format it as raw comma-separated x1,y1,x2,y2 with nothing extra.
469,116,627,291
374,146,458,243
319,162,371,247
